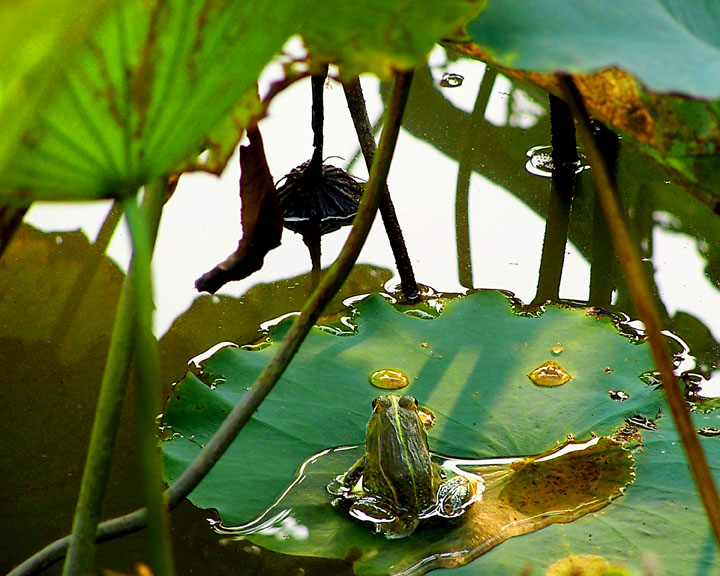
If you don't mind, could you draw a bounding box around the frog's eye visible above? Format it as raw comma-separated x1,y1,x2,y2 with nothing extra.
399,396,418,410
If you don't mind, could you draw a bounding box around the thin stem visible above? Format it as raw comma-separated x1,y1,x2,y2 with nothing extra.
560,76,720,550
532,94,577,305
343,77,420,302
61,195,161,576
455,67,496,289
123,188,175,576
9,69,414,576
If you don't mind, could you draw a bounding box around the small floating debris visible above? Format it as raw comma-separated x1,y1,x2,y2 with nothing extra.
551,343,563,355
440,72,464,88
698,427,720,438
369,368,410,390
608,390,630,402
525,145,589,178
528,361,572,387
604,366,614,374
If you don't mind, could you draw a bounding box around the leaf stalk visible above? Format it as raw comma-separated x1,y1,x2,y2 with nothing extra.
560,76,720,551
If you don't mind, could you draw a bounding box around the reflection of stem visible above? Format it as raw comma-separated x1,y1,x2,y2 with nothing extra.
61,192,164,576
532,95,576,304
456,67,497,289
561,76,720,551
10,70,415,576
0,205,28,259
343,78,419,302
303,228,322,288
52,201,123,346
588,124,618,306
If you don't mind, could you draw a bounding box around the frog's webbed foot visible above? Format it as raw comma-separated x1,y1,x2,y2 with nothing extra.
348,497,417,539
435,475,481,518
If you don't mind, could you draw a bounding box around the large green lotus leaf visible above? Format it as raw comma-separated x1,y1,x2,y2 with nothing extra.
0,0,483,203
162,291,664,572
466,0,720,99
0,0,118,177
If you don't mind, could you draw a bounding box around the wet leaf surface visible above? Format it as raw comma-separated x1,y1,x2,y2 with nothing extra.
212,436,635,575
160,291,691,574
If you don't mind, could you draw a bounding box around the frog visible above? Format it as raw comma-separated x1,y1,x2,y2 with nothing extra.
329,394,481,538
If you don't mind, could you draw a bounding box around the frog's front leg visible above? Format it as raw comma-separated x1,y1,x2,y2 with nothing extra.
349,495,419,539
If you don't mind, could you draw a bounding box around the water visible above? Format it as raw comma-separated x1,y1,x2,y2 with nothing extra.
368,368,410,390
528,360,573,387
4,44,720,575
439,72,465,88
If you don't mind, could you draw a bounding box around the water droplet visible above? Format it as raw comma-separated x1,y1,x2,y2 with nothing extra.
440,72,464,88
369,368,410,390
608,390,630,402
698,427,720,437
551,343,563,355
640,372,662,387
528,361,572,387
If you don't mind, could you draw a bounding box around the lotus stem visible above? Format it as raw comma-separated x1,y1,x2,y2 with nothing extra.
123,186,176,576
61,192,162,576
343,77,420,303
9,69,415,576
560,76,720,551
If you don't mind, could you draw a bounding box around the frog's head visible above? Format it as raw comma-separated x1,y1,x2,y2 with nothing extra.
365,394,430,455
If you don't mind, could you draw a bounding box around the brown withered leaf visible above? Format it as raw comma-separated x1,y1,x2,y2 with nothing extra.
195,127,282,294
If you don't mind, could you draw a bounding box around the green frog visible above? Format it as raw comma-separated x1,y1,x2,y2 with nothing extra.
329,394,481,538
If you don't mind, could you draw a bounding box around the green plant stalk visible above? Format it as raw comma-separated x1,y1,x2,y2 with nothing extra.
61,194,162,576
61,256,135,576
560,76,720,550
123,188,176,576
9,69,414,576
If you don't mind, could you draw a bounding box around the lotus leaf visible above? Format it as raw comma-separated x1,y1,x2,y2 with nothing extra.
466,0,720,99
158,291,720,574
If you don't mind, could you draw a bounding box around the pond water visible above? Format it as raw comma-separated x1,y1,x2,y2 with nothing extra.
2,44,719,574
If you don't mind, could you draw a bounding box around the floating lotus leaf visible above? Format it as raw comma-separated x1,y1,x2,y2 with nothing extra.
157,291,720,574
212,435,636,574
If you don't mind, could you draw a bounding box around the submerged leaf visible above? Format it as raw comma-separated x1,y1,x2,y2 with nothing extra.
195,127,282,294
